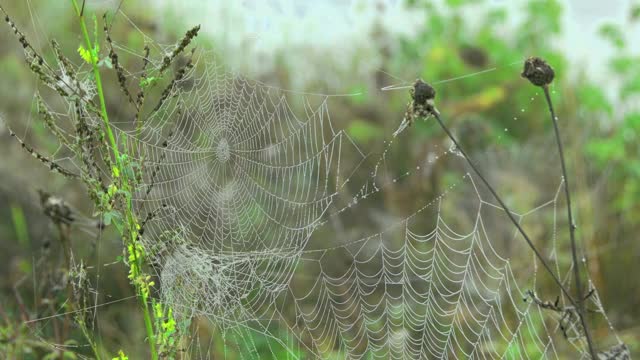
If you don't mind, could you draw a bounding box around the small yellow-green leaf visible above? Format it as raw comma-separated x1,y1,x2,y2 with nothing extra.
112,350,129,360
78,45,92,64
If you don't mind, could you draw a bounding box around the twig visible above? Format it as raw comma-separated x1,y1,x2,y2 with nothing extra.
408,80,583,318
521,56,597,358
545,84,595,351
431,110,579,303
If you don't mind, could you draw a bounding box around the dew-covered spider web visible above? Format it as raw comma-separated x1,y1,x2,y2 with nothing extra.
15,30,624,358
90,47,620,359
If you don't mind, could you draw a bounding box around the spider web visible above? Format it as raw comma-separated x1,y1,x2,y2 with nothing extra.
100,49,619,359
9,16,623,356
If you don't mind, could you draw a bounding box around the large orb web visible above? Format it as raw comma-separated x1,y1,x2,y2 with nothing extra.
104,49,621,359
126,52,359,324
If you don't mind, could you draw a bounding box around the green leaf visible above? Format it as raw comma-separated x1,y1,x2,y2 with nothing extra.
116,189,132,198
577,84,613,115
99,57,113,69
347,119,384,143
103,210,122,227
623,112,640,131
599,23,625,49
525,0,563,34
10,203,29,247
78,45,93,64
445,0,473,7
112,350,129,360
125,161,141,180
609,56,639,75
620,75,640,100
139,76,160,88
632,4,640,22
63,351,78,360
586,138,625,164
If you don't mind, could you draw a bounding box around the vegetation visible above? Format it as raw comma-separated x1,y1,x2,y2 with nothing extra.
0,0,637,358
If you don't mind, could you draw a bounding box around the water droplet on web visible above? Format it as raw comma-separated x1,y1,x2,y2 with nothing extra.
448,144,464,158
521,109,525,113
504,128,508,132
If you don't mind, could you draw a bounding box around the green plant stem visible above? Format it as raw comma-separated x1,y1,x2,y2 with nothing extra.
79,321,101,360
542,86,597,359
70,1,158,359
431,110,581,310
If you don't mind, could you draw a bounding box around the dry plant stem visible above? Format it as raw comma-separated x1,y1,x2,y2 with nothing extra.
542,85,597,358
431,110,581,309
69,1,157,359
57,223,73,345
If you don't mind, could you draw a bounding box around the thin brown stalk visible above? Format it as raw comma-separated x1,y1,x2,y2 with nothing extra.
431,110,580,307
542,85,597,358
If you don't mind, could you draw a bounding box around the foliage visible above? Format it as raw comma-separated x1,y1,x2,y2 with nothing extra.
0,0,637,358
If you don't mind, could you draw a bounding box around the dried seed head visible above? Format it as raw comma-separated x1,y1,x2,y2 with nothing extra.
38,190,74,225
159,25,201,74
413,79,436,105
521,57,555,87
8,128,78,178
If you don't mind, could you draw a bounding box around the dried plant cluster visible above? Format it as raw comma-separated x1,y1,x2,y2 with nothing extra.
1,3,200,359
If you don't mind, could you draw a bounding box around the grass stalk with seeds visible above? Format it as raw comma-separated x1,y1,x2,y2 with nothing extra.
2,1,200,357
69,1,158,358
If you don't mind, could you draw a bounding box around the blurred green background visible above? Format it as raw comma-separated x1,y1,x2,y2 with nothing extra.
0,0,638,358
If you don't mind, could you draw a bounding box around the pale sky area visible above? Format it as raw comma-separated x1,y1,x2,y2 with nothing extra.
148,0,638,96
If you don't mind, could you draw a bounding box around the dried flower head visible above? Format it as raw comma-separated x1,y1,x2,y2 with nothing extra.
521,57,555,87
412,79,436,105
38,190,74,225
401,79,437,127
